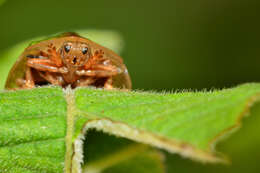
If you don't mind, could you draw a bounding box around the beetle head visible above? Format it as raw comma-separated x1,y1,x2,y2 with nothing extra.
60,41,91,67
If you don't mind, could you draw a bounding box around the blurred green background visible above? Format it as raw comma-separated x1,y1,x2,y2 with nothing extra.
1,0,259,91
0,0,260,172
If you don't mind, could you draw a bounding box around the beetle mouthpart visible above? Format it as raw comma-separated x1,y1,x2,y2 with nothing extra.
73,57,77,64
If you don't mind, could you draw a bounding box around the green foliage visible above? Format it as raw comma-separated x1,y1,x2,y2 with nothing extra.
0,84,260,172
0,87,66,172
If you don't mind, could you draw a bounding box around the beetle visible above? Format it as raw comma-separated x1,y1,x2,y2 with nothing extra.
5,32,132,90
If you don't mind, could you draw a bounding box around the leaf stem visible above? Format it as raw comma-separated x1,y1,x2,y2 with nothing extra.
64,88,77,173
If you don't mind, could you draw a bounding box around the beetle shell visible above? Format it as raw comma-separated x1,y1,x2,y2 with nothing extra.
5,33,132,90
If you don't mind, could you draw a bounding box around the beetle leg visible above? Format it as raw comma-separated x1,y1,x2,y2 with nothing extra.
16,67,35,89
84,50,105,69
25,67,35,88
27,59,68,74
91,64,121,73
104,77,113,89
16,78,25,88
80,50,121,77
76,69,118,77
46,44,63,67
75,77,96,87
38,72,65,86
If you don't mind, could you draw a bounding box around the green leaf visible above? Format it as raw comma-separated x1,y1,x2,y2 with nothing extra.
1,83,260,172
0,87,66,172
72,83,260,164
0,30,123,90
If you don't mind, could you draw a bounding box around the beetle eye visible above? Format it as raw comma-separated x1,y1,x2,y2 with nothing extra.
82,47,88,55
64,45,71,53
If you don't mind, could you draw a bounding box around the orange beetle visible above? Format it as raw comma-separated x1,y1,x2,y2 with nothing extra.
5,33,132,90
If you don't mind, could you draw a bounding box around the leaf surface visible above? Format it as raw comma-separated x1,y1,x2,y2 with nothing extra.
73,83,260,164
0,84,260,172
0,87,66,172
